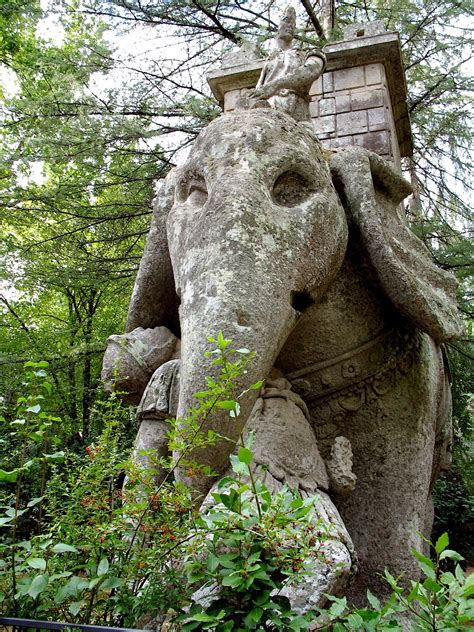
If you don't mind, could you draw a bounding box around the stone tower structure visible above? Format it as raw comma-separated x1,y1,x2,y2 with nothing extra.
207,21,413,170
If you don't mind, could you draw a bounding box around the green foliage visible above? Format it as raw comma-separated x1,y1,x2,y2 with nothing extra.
432,472,474,564
1,341,473,630
291,534,473,631
0,0,40,65
0,335,261,623
179,441,326,631
432,343,473,562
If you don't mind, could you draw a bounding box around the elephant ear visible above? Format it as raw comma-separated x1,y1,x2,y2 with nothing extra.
126,170,180,335
330,147,463,343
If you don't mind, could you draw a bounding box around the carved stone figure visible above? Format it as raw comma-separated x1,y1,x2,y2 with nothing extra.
102,107,462,604
247,6,326,121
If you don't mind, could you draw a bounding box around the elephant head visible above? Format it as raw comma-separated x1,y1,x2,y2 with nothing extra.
123,108,462,498
126,109,348,495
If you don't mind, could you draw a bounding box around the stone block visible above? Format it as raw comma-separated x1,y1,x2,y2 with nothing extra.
323,71,334,93
365,63,384,86
309,99,319,117
343,20,386,40
334,66,365,91
330,135,354,148
313,115,336,134
335,94,351,113
351,89,384,111
224,89,241,111
309,76,323,96
354,130,390,154
368,107,387,131
319,98,335,115
337,110,368,134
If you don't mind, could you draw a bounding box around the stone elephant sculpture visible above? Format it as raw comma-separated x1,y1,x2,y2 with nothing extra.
103,108,462,603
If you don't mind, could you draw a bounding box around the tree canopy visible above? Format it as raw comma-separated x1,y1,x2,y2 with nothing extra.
1,0,472,434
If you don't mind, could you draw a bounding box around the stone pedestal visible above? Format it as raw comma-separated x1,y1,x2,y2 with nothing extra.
207,23,413,169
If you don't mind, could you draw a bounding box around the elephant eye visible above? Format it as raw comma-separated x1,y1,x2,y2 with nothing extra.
177,174,208,207
272,171,314,207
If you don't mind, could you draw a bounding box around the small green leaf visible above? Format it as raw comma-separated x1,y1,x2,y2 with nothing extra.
221,573,243,588
50,572,72,581
238,447,252,465
217,331,231,348
407,582,420,603
28,574,49,599
423,577,442,592
230,454,247,475
244,607,263,627
100,576,122,590
462,573,474,597
42,451,65,463
435,532,449,554
0,468,20,483
250,380,264,390
5,507,27,519
216,400,237,411
439,549,464,561
290,497,303,509
89,577,101,589
52,543,79,553
206,553,220,572
194,391,210,399
27,558,46,571
27,497,44,508
328,597,347,617
366,589,380,610
97,557,109,577
346,613,364,628
412,549,435,579
189,612,219,623
69,600,84,616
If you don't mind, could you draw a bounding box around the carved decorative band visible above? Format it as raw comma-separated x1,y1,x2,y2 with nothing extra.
287,327,421,405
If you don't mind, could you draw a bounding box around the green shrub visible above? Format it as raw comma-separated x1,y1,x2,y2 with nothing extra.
1,341,473,630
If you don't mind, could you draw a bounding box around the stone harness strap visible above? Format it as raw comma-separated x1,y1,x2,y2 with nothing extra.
286,326,421,407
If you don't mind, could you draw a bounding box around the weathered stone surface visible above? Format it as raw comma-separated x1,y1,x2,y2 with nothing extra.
101,326,179,404
353,129,390,154
325,436,357,496
313,114,336,134
131,359,181,484
337,110,368,134
351,88,384,110
278,490,355,612
334,66,365,91
164,109,348,497
343,20,386,40
245,373,330,492
330,147,462,342
137,358,180,422
368,106,387,130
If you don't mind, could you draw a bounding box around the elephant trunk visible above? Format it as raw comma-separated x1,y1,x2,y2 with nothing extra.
173,264,299,498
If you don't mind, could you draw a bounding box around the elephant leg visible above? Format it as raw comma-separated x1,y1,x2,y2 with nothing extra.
313,333,443,603
129,359,181,487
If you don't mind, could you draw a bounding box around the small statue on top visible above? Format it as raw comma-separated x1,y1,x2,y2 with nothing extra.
248,6,326,122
